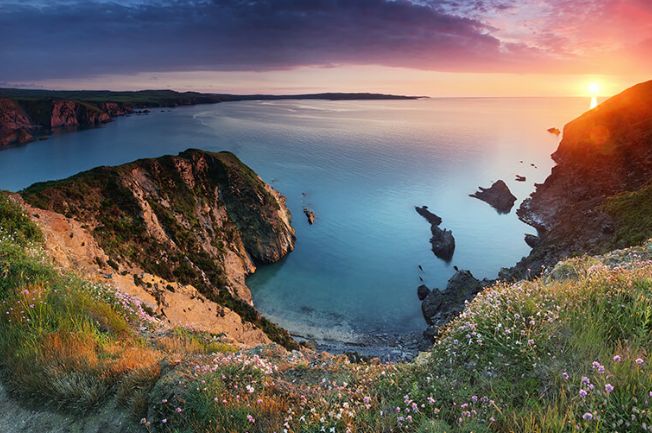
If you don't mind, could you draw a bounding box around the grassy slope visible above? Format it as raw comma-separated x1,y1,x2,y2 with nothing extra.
605,182,652,248
2,190,651,432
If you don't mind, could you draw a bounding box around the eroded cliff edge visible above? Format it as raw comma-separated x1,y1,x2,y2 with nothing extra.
508,80,652,279
20,149,298,348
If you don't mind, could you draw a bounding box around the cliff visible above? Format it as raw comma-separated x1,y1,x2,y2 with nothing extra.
0,88,421,149
0,98,34,146
0,97,132,148
510,80,652,277
21,149,297,347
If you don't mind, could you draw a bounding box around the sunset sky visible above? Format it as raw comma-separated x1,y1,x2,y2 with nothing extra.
1,0,651,96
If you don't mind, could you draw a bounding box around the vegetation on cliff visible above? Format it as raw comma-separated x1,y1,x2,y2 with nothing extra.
21,150,298,349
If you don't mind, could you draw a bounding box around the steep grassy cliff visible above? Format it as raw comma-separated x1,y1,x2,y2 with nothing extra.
512,80,652,278
21,150,297,348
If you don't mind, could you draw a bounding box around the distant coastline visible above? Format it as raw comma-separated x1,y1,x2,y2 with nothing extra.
0,88,424,149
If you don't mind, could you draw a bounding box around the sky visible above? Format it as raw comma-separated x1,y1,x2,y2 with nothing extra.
0,0,651,96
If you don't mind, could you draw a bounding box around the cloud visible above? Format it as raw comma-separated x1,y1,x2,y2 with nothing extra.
0,0,531,81
0,0,650,82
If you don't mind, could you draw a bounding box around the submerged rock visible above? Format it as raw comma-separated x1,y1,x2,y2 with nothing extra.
303,208,316,224
415,205,455,262
470,180,517,213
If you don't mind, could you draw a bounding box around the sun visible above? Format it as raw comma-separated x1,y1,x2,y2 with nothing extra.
588,82,601,97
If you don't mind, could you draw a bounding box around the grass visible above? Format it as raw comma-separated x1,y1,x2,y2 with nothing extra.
3,187,652,432
605,182,652,248
0,192,161,412
138,242,652,433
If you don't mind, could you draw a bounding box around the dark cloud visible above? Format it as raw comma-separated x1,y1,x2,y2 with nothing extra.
0,0,520,81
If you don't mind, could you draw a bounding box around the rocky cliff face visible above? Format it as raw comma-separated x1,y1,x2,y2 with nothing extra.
0,98,132,148
21,149,297,347
510,80,652,278
0,98,34,146
50,100,112,128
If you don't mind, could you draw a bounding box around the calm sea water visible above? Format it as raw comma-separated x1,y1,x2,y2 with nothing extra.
0,97,593,344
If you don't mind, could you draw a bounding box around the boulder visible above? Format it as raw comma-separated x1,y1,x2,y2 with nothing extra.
415,205,455,262
417,284,430,301
431,227,455,262
470,180,517,213
421,270,489,331
303,208,316,224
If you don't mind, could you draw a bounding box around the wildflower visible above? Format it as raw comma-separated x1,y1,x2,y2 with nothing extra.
161,399,168,404
579,389,588,398
175,407,183,413
582,412,593,421
613,355,622,362
247,415,255,424
636,358,645,365
605,383,614,394
562,372,570,381
161,419,167,424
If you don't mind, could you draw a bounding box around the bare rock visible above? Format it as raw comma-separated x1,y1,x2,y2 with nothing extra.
470,180,517,213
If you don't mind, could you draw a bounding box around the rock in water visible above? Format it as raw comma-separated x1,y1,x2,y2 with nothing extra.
417,284,431,301
415,205,455,262
515,174,526,182
414,206,442,225
303,208,316,224
431,227,455,262
547,127,561,136
470,180,517,213
420,270,490,336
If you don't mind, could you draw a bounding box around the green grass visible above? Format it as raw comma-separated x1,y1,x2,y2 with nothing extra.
0,192,161,412
0,193,43,245
604,182,652,248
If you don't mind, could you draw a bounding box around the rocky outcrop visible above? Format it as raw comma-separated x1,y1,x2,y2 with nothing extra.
524,233,540,248
0,98,134,148
21,149,297,348
470,180,517,213
415,206,455,262
0,99,34,147
420,270,491,340
507,80,652,279
303,208,316,224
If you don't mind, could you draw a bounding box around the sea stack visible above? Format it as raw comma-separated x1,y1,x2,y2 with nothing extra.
470,180,517,213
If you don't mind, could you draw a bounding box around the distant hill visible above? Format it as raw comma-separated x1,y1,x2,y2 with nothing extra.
0,88,422,149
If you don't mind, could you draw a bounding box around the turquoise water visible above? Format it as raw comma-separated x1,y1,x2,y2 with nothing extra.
0,97,591,343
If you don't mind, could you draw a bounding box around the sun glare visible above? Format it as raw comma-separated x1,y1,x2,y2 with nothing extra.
588,82,601,97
